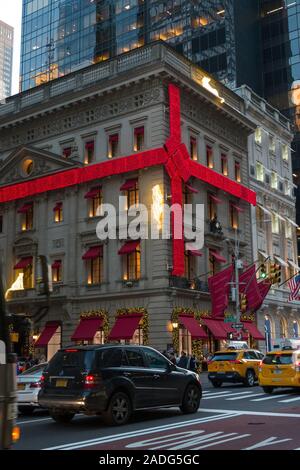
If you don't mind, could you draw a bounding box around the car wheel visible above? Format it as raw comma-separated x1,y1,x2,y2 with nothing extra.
262,386,274,394
103,392,132,426
18,406,34,416
49,411,75,423
180,384,201,414
211,380,222,388
244,370,255,387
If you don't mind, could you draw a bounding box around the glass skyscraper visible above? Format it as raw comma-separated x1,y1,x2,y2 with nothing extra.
0,20,13,100
20,0,262,93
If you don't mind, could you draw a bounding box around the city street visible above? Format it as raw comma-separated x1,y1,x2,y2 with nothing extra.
14,374,300,451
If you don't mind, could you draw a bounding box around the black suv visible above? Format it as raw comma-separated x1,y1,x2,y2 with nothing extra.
38,345,202,425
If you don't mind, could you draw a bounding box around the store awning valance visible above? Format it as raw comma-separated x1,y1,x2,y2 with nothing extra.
209,250,226,264
209,194,222,204
188,249,203,257
108,313,143,340
185,184,199,194
179,315,208,339
71,317,104,341
231,203,244,213
14,256,33,270
17,202,33,214
34,321,60,348
201,319,234,340
242,322,265,341
118,240,140,255
84,187,101,199
51,260,61,269
82,246,103,260
120,178,138,191
53,202,62,211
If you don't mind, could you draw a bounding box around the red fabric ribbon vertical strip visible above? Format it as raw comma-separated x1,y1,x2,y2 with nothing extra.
170,175,184,276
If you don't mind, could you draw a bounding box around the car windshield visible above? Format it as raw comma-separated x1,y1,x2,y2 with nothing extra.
263,354,293,365
46,349,96,373
20,363,46,375
211,353,237,361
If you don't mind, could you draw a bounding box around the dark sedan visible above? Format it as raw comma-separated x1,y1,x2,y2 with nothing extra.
38,344,202,425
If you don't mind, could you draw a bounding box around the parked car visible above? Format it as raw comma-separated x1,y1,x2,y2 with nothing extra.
17,362,48,415
38,345,202,425
258,348,300,393
208,348,264,387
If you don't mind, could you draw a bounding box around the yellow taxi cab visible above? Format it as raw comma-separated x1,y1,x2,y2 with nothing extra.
258,348,300,393
208,348,264,387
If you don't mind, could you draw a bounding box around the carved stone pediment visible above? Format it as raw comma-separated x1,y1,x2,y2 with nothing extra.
0,145,82,187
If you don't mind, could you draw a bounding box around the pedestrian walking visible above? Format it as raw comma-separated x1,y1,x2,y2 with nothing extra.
177,351,188,369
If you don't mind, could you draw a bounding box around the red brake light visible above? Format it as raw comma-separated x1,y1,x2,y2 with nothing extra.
65,349,78,353
29,382,41,389
232,360,243,364
84,374,100,389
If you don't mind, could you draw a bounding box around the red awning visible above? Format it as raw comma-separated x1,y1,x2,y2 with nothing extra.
201,319,234,340
118,240,140,255
210,250,227,263
242,322,265,340
14,256,33,269
34,321,60,348
120,178,138,191
71,317,104,341
53,202,62,211
210,194,222,204
108,313,143,340
231,203,244,213
51,260,61,269
185,184,199,194
188,249,203,257
17,202,32,214
179,315,208,339
84,187,101,199
82,246,103,260
85,141,94,150
134,127,144,135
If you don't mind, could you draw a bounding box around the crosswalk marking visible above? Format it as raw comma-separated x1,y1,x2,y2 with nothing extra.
250,394,287,402
203,391,254,400
278,396,300,403
225,393,265,401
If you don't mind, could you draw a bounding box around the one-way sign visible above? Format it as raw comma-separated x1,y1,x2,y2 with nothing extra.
231,323,244,330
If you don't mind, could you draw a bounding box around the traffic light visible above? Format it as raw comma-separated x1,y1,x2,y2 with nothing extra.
240,293,248,313
260,263,267,279
269,262,281,285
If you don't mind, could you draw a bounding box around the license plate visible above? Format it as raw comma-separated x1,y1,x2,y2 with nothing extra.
17,383,26,390
56,379,68,387
273,370,282,375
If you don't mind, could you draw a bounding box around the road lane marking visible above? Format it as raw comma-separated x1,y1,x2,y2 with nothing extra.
203,391,256,400
44,412,240,450
17,417,52,425
278,396,300,403
243,436,293,450
251,394,288,401
225,393,265,401
200,408,300,417
194,433,251,450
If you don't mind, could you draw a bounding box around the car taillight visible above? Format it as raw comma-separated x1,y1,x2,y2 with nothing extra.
294,362,300,372
232,360,243,364
84,374,99,389
258,360,263,372
29,382,41,389
39,374,45,387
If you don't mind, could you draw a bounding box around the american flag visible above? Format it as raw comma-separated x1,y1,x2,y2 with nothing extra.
288,274,300,301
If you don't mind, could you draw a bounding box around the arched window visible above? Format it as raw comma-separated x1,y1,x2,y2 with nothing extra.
280,318,287,338
293,321,299,338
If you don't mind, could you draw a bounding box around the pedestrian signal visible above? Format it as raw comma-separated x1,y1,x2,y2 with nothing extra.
240,293,248,313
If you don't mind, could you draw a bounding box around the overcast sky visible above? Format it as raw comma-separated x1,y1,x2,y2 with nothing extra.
0,0,22,95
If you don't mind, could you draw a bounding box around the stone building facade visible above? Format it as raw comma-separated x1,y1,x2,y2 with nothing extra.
236,85,300,352
0,43,257,360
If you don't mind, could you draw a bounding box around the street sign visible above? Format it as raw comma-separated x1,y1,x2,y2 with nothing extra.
231,323,244,330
